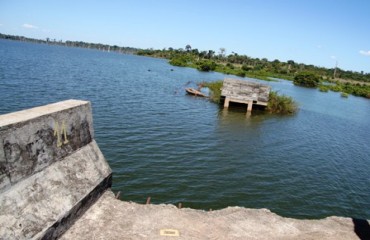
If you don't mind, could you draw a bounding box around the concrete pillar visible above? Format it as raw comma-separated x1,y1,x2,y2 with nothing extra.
224,97,230,108
247,101,253,112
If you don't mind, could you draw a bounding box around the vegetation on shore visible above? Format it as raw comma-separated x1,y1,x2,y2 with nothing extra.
137,46,370,99
322,81,370,98
201,81,298,114
293,72,320,88
292,72,370,98
136,46,370,83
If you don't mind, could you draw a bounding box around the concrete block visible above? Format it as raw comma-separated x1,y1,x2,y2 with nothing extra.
0,100,112,239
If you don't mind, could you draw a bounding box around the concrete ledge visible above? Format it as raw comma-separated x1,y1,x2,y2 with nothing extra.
0,100,89,129
61,191,368,240
0,100,112,239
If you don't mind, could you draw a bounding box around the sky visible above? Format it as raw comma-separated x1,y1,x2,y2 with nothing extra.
1,0,369,73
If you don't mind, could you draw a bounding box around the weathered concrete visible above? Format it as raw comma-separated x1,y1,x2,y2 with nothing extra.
221,78,271,112
0,100,112,239
0,100,94,192
2,100,370,240
61,191,368,240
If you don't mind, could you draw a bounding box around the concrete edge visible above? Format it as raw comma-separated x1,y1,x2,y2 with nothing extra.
0,99,89,130
41,174,112,240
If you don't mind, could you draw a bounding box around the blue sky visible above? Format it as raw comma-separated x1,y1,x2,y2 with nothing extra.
1,0,369,72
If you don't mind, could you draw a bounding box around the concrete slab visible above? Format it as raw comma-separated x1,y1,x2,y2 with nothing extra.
61,191,367,240
0,100,112,239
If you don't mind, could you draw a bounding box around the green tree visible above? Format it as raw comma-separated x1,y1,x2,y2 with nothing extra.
169,55,188,67
197,60,217,71
293,72,320,88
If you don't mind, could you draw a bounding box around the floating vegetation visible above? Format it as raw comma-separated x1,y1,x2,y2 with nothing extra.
318,84,330,92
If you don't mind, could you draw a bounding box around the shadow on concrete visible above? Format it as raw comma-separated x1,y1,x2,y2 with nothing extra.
352,218,370,240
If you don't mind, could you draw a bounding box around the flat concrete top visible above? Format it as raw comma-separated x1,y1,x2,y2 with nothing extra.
61,191,367,240
221,78,270,103
0,99,89,128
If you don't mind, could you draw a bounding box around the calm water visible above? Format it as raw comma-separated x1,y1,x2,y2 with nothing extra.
1,39,369,219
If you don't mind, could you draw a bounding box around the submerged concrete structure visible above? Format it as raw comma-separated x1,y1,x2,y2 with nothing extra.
221,78,271,112
0,100,369,240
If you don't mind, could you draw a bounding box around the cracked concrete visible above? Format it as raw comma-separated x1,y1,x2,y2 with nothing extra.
61,191,368,240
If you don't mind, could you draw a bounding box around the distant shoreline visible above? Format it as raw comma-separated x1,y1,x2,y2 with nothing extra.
0,32,139,54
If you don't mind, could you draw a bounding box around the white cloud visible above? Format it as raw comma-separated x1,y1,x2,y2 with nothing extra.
22,23,38,29
359,50,370,56
330,56,337,60
0,23,3,26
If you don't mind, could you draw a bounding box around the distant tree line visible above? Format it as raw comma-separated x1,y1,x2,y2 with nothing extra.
137,46,370,83
293,72,370,98
0,33,138,54
137,46,370,98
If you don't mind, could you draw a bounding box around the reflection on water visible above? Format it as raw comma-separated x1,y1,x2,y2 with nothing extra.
1,39,370,219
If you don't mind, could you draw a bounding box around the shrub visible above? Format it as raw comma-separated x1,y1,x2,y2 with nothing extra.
202,80,223,103
236,70,246,77
318,84,330,92
169,55,188,67
197,60,217,72
330,85,342,92
241,64,253,71
294,72,320,88
267,91,298,114
226,63,234,69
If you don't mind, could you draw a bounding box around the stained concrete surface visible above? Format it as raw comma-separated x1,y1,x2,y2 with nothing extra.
0,100,111,239
61,191,368,240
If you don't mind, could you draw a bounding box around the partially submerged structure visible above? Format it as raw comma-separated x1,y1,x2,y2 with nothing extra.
221,78,270,112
